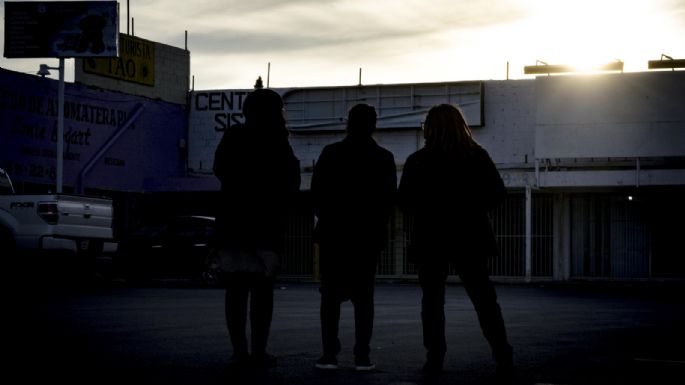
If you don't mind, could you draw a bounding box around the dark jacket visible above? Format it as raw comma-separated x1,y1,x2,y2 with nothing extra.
311,135,397,253
397,145,505,264
213,123,300,252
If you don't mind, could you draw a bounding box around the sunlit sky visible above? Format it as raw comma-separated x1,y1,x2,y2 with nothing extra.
2,0,684,90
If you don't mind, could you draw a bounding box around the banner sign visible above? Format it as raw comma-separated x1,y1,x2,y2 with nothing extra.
0,68,186,192
4,1,119,58
83,34,155,86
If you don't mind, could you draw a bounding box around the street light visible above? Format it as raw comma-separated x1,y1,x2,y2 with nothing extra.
38,58,65,193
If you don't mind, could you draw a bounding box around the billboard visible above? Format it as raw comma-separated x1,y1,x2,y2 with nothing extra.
4,1,119,58
83,34,155,86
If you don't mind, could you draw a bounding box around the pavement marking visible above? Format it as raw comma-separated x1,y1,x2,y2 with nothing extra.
633,358,685,365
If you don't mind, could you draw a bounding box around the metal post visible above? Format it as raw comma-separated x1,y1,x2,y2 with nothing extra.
56,57,65,193
636,157,640,187
525,186,532,282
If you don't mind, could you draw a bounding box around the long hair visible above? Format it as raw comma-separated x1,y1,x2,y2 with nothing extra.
423,104,477,154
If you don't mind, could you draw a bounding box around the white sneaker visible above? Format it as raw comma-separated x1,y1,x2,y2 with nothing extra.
315,356,338,370
355,357,375,371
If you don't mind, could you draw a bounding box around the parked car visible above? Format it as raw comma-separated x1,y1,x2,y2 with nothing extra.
0,167,116,282
115,215,216,283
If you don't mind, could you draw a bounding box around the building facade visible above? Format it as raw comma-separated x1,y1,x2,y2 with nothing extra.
189,71,685,281
2,59,683,281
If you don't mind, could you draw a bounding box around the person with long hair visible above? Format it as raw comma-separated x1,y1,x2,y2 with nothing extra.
398,104,514,381
213,84,300,368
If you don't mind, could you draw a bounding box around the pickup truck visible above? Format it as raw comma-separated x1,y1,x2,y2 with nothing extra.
0,167,116,263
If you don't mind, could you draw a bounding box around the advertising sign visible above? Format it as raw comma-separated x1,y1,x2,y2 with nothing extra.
1,68,186,192
83,34,155,86
4,1,119,58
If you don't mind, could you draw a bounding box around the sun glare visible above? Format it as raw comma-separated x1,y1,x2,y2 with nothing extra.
522,0,656,73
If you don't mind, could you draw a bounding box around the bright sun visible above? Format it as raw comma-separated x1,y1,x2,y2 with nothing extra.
521,0,656,73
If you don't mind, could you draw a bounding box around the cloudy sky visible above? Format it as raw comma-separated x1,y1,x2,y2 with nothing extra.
2,0,684,90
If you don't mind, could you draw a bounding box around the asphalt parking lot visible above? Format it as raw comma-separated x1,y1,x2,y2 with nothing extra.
10,279,685,385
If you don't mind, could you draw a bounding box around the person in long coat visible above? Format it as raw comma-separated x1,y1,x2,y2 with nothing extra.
397,104,514,380
311,103,397,371
213,86,300,368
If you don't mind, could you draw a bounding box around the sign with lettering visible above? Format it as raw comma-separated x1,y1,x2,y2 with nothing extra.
83,34,155,86
0,68,186,192
187,89,254,174
192,90,251,131
3,1,119,58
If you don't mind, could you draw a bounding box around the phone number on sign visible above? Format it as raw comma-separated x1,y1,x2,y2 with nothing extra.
4,161,56,181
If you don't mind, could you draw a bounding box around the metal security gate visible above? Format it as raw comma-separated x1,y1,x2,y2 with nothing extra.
570,194,649,279
490,193,554,278
280,205,315,277
279,191,674,281
280,192,555,280
390,192,554,279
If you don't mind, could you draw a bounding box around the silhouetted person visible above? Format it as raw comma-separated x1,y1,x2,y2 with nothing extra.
397,104,514,381
311,103,397,371
213,85,300,368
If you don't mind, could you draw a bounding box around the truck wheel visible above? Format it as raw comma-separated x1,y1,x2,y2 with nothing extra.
0,228,19,284
0,227,16,258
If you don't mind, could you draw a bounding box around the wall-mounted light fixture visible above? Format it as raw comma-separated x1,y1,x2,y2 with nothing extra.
596,60,624,72
648,54,685,70
524,59,624,75
524,60,573,75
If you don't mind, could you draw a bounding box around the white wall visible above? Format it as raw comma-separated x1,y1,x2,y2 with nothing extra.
535,71,685,159
187,71,685,191
481,80,536,165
